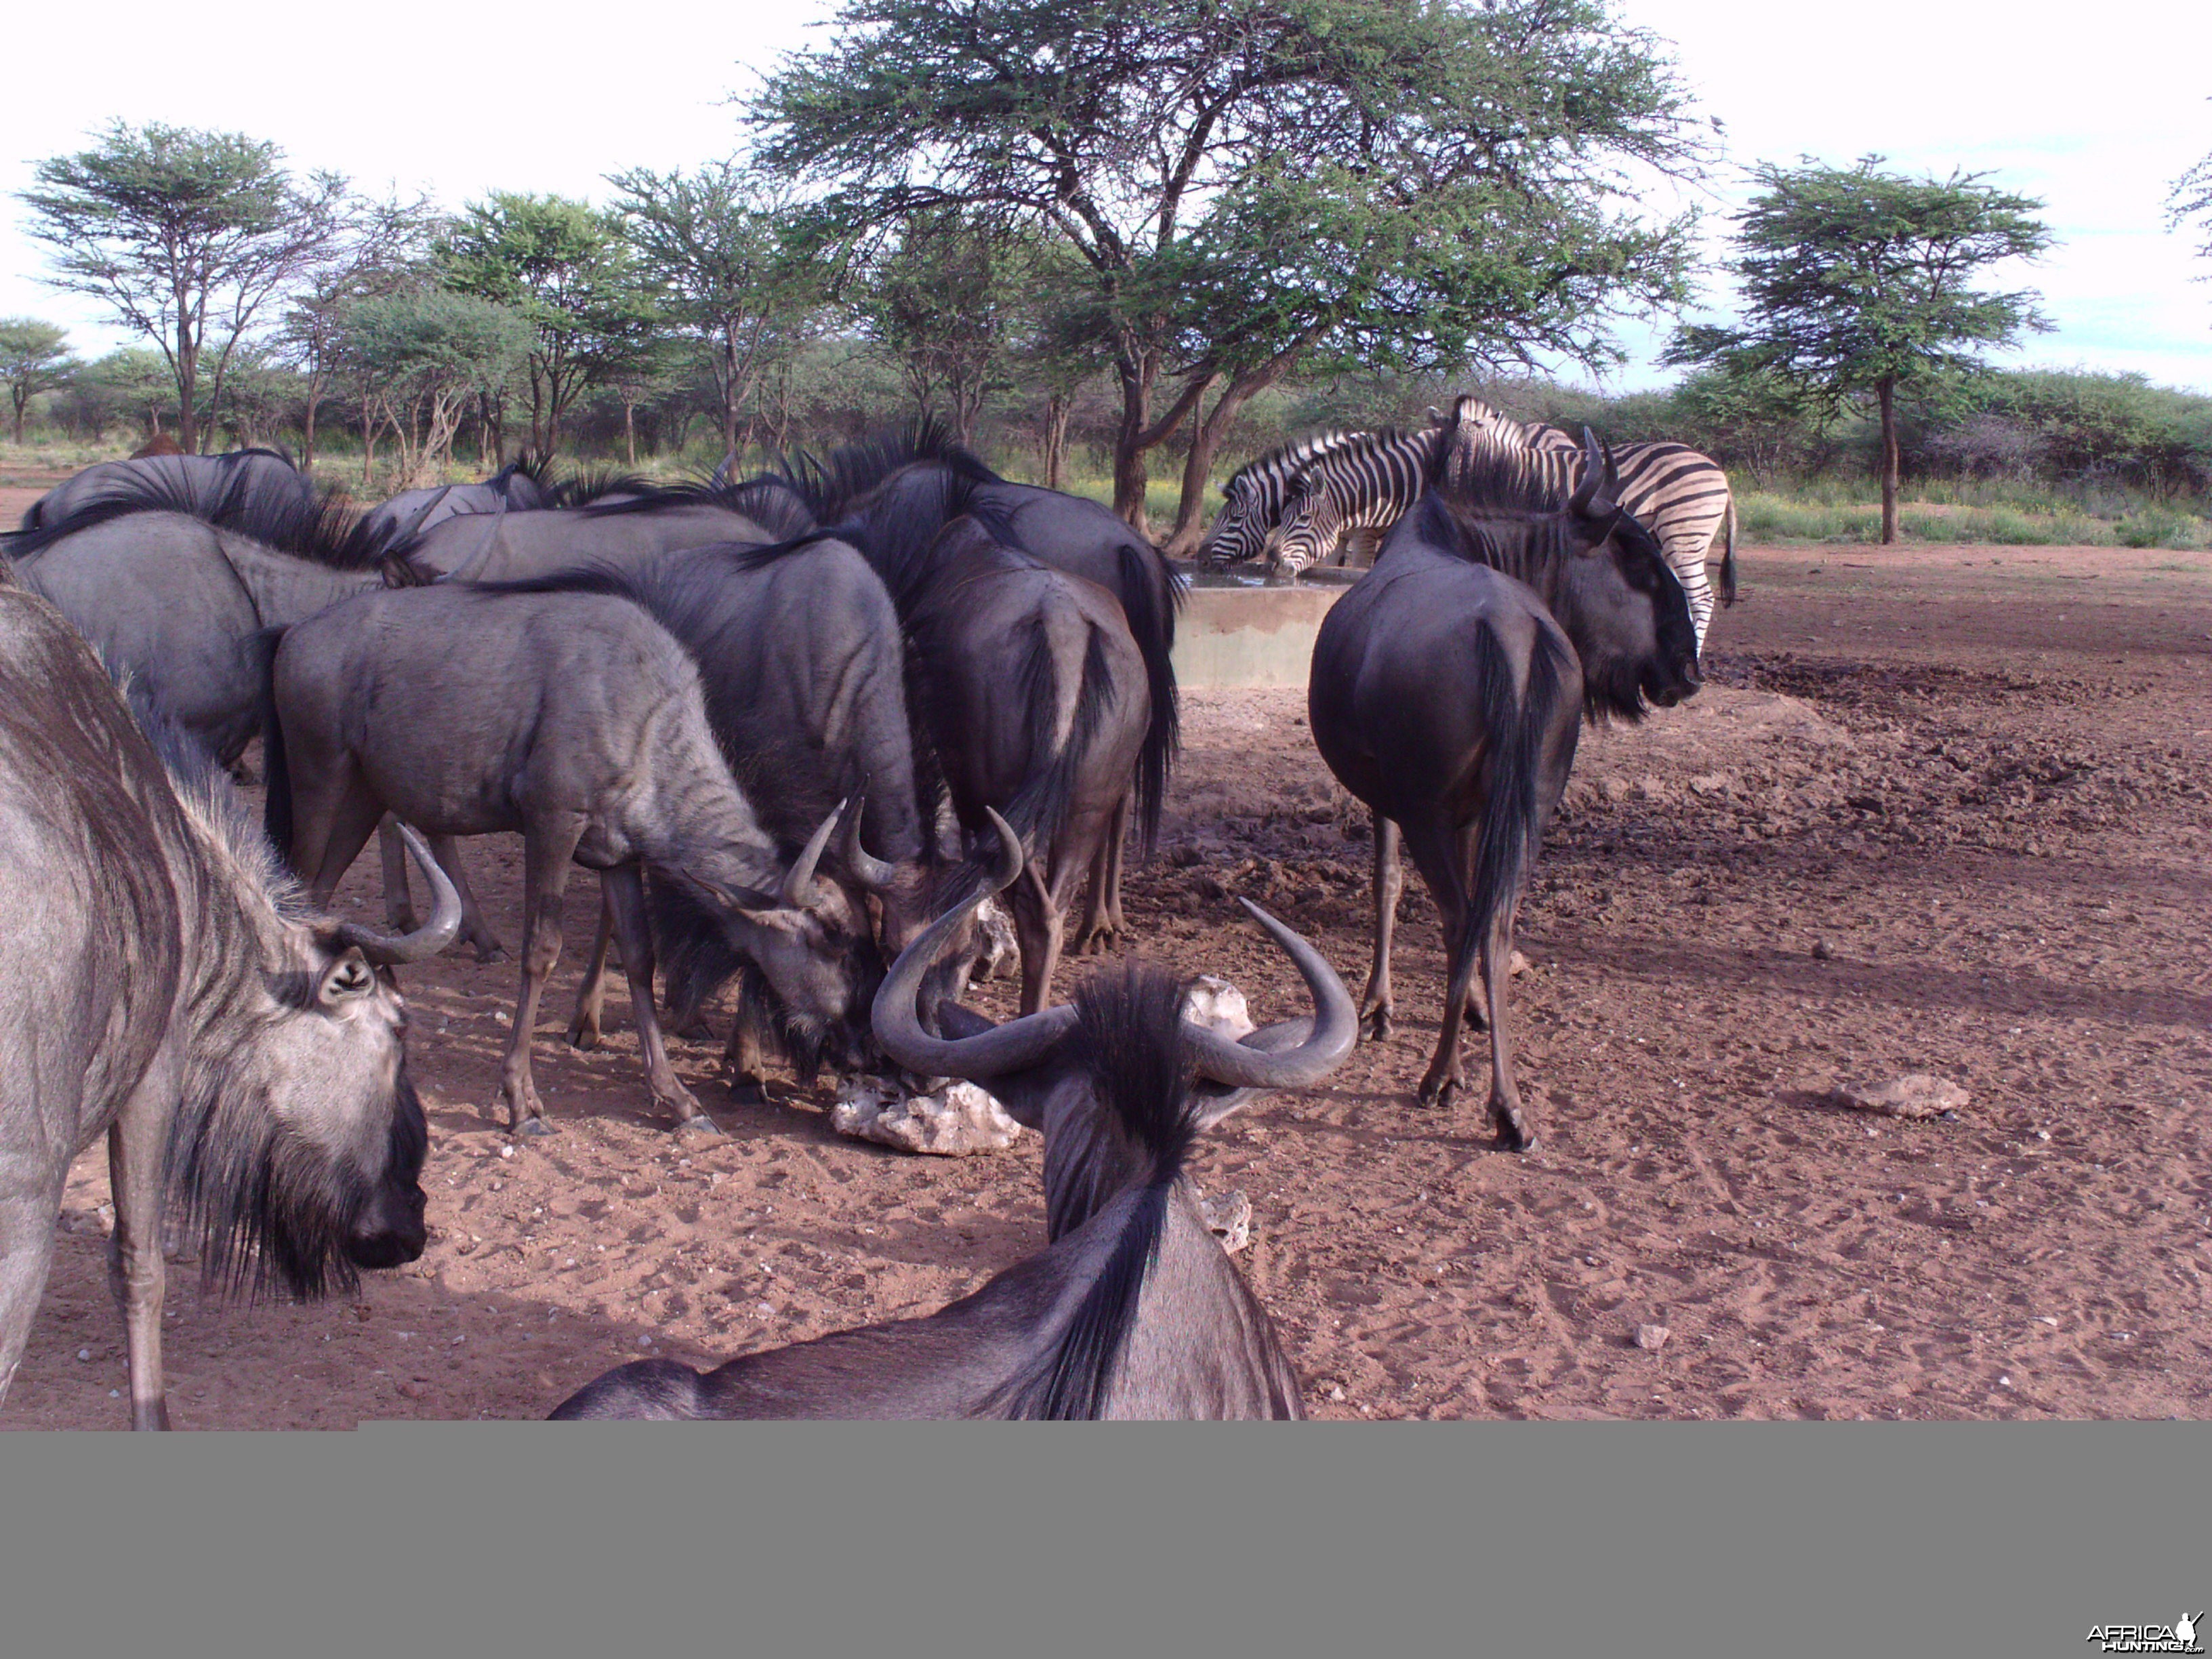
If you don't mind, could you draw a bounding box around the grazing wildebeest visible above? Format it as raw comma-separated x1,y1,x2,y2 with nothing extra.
485,540,941,1084
265,583,878,1135
16,446,313,533
781,426,1181,952
548,813,1355,1420
1308,428,1701,1151
755,470,1152,1015
1,469,424,767
0,587,455,1429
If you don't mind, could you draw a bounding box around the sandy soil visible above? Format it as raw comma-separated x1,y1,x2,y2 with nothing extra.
5,538,2210,1425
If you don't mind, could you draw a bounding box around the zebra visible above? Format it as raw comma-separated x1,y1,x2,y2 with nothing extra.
1427,395,1738,651
1262,426,1445,580
1197,430,1365,569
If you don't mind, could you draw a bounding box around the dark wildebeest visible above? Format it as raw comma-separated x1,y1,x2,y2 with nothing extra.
354,458,551,547
392,475,775,584
0,586,456,1429
779,426,1181,952
264,583,879,1135
1309,428,1702,1151
480,538,941,1086
549,813,1355,1420
2,468,424,767
751,471,1152,1015
16,446,313,533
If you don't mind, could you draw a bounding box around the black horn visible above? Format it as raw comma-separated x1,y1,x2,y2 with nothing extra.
1567,426,1611,518
337,823,462,964
1179,899,1359,1090
780,800,846,909
872,810,1076,1080
838,794,898,891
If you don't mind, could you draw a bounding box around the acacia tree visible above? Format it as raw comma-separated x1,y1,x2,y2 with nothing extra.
1668,157,2051,544
752,0,1705,538
606,162,827,466
856,208,1036,442
279,191,437,473
340,288,531,488
18,123,346,453
440,193,653,455
0,319,81,445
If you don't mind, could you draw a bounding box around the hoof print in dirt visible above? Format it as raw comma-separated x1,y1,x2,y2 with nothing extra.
1830,1073,1969,1120
831,1078,1025,1156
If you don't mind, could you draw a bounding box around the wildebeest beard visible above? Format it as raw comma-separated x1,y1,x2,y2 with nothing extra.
165,1055,430,1301
728,954,882,1082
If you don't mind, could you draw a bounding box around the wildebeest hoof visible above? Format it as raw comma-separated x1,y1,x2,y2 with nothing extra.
566,1019,602,1051
515,1115,558,1139
473,942,510,965
1492,1107,1534,1153
674,1113,723,1138
1416,1073,1460,1109
1360,1007,1391,1042
674,1017,715,1041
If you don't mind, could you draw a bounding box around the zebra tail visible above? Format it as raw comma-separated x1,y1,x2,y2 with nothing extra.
1457,626,1570,996
1720,495,1738,607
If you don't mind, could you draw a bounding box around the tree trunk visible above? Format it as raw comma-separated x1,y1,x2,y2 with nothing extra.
624,399,637,467
1042,393,1070,490
361,406,377,486
1111,350,1156,535
10,391,24,447
176,324,199,455
1877,377,1900,546
302,386,320,474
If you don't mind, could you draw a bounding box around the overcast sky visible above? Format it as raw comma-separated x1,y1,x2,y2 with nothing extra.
2,0,2207,393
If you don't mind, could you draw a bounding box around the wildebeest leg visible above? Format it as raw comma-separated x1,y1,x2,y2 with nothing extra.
1403,816,1474,1110
722,1007,769,1092
378,817,415,930
501,817,586,1136
1361,813,1403,1040
302,789,391,920
566,883,617,1050
433,835,508,964
1102,793,1130,937
1010,857,1065,1017
600,864,711,1134
0,1158,67,1418
1479,903,1534,1152
107,1040,182,1429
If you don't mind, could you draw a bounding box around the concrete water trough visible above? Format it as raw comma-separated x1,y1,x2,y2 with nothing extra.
1168,564,1361,690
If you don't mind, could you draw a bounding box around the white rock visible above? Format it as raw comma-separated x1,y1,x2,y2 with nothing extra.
1197,1189,1253,1254
1181,976,1254,1040
970,896,1019,982
831,1078,1025,1156
1635,1323,1672,1351
1832,1074,1970,1120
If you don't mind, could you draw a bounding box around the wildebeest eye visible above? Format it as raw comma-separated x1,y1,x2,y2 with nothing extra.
320,950,378,1006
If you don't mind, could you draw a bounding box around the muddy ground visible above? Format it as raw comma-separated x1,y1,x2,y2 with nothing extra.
6,535,2210,1425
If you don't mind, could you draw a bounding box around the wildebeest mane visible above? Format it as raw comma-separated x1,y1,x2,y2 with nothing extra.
998,963,1199,1420
5,457,410,573
777,415,1002,525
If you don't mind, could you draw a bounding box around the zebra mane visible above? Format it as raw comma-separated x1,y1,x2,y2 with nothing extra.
1224,430,1358,493
1433,423,1582,517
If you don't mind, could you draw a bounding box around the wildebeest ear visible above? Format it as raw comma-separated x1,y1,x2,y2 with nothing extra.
319,948,379,1006
1188,1017,1317,1128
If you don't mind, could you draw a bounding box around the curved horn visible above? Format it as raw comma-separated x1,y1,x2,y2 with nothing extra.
1180,899,1358,1090
781,800,846,909
839,794,898,891
337,823,462,965
443,495,510,583
871,810,1076,1080
1567,426,1607,517
389,485,453,547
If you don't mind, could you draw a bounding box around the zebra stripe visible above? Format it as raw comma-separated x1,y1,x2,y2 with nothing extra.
1198,430,1365,568
1443,396,1737,651
1266,428,1443,577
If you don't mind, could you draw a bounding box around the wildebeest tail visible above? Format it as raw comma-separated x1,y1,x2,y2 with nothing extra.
1456,623,1570,994
1115,540,1181,855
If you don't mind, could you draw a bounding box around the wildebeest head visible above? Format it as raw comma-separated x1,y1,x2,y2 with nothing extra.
873,811,1358,1240
1552,430,1702,716
172,817,459,1295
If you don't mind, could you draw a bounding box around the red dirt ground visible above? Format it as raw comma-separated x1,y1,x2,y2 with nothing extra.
6,535,2210,1425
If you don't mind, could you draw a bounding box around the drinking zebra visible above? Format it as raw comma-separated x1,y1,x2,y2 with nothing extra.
1427,396,1736,649
1263,426,1444,580
1197,430,1364,569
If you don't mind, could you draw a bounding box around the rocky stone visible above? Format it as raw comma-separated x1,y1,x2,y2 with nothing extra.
970,896,1019,982
1635,1323,1672,1351
1832,1073,1970,1120
1195,1188,1252,1254
1181,975,1254,1040
831,1078,1025,1156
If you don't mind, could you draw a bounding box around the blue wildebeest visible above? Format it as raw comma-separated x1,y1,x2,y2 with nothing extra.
2,465,424,767
354,457,552,547
778,425,1181,953
264,583,879,1136
391,475,778,584
752,468,1153,1015
15,446,314,533
1309,428,1702,1151
478,539,945,1086
548,813,1356,1420
0,586,457,1429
